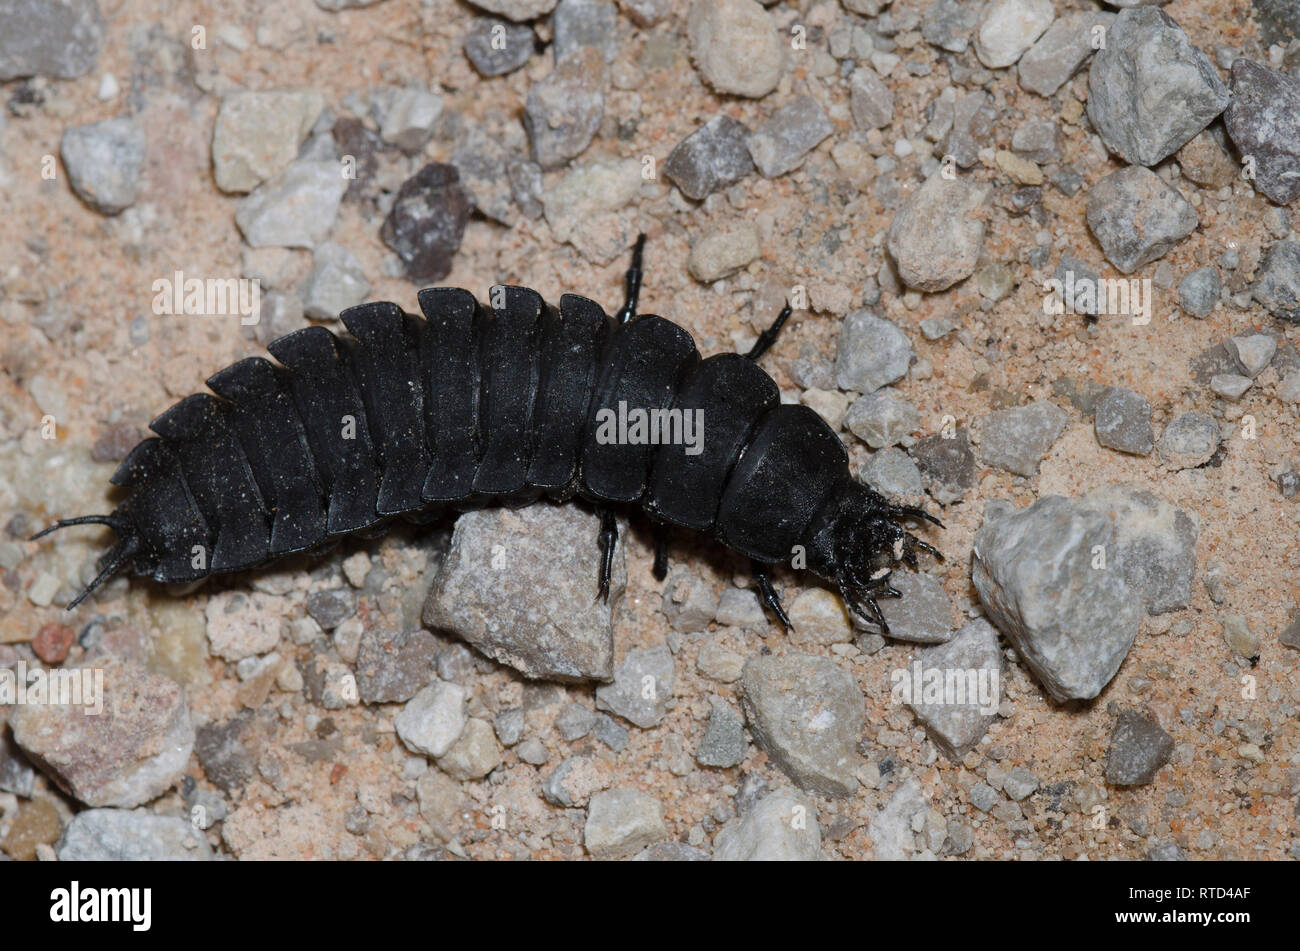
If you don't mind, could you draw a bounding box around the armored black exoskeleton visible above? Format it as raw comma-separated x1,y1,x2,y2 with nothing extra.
36,236,941,631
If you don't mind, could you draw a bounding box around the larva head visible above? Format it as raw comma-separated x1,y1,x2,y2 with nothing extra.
805,480,943,632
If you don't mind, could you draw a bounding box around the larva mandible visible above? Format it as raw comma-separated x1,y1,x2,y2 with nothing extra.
34,236,942,631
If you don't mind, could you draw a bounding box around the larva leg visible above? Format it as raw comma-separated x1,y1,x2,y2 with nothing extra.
597,508,619,601
652,524,669,581
615,233,647,324
746,301,792,361
752,560,793,631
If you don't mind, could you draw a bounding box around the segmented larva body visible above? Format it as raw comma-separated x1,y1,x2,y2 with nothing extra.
37,242,940,631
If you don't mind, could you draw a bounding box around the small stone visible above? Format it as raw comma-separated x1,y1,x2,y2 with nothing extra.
395,681,468,758
973,0,1054,69
741,653,864,797
355,629,438,704
712,788,821,860
57,809,211,861
1226,334,1277,378
437,717,502,780
1177,130,1239,190
696,700,747,768
861,449,926,502
592,714,628,752
1018,11,1113,97
906,618,1002,757
1086,167,1198,274
664,115,755,201
887,175,990,292
1087,8,1229,167
379,85,443,153
206,591,282,660
302,243,369,320
788,588,854,645
380,162,472,283
305,588,356,630
941,90,996,168
910,430,977,505
0,730,36,797
494,708,525,746
1252,241,1300,323
1001,767,1039,801
516,738,549,765
878,571,954,644
423,504,623,682
619,0,669,27
0,0,104,80
746,96,834,178
10,657,194,808
1178,266,1221,317
1278,371,1300,404
922,0,979,54
1011,118,1062,163
1094,387,1154,456
845,391,921,449
687,0,782,98
467,0,557,19
595,646,673,728
1221,615,1259,658
661,568,719,631
555,702,597,741
1224,60,1300,205
972,495,1143,701
584,788,667,859
970,783,1000,812
1209,374,1253,400
713,587,766,630
541,158,641,264
633,842,708,861
1279,614,1300,650
974,400,1068,476
834,310,914,392
850,68,894,131
696,640,745,682
1157,412,1218,469
60,117,147,215
463,16,535,76
920,315,959,340
31,622,75,664
869,778,929,860
524,46,605,170
688,221,760,282
1105,710,1174,785
553,0,617,63
212,89,325,193
342,551,371,588
235,160,348,249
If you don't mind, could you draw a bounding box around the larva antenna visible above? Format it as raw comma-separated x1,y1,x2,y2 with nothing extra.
30,515,138,610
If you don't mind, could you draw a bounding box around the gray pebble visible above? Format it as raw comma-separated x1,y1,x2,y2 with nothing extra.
1178,266,1220,318
745,95,834,178
907,619,1002,758
922,0,979,54
1094,386,1154,455
910,430,977,505
974,400,1068,476
712,789,821,860
834,310,914,393
57,809,211,861
849,68,894,131
1252,240,1300,323
1224,59,1300,205
0,0,104,80
695,699,748,768
878,570,954,644
1105,709,1174,785
555,702,597,741
60,117,147,215
845,391,921,449
1156,412,1219,469
972,495,1142,701
663,115,755,201
860,448,926,501
380,162,472,283
741,652,863,797
1087,8,1229,167
355,629,438,703
302,243,369,320
235,159,348,249
1086,167,1198,274
1018,11,1113,98
595,646,673,728
463,16,535,77
553,0,618,64
524,47,604,169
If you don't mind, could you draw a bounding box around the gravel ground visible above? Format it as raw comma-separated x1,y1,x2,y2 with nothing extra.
1,0,1299,862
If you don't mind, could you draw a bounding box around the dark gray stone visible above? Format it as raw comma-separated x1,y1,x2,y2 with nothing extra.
745,95,834,178
1086,167,1198,274
355,629,438,704
695,700,747,768
1253,240,1300,323
663,115,754,200
464,17,535,76
911,430,977,505
1179,265,1221,317
1094,387,1154,455
1105,709,1174,785
380,162,472,283
1225,59,1300,205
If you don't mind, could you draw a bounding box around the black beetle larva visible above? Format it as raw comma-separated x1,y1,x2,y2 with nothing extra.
35,236,941,631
